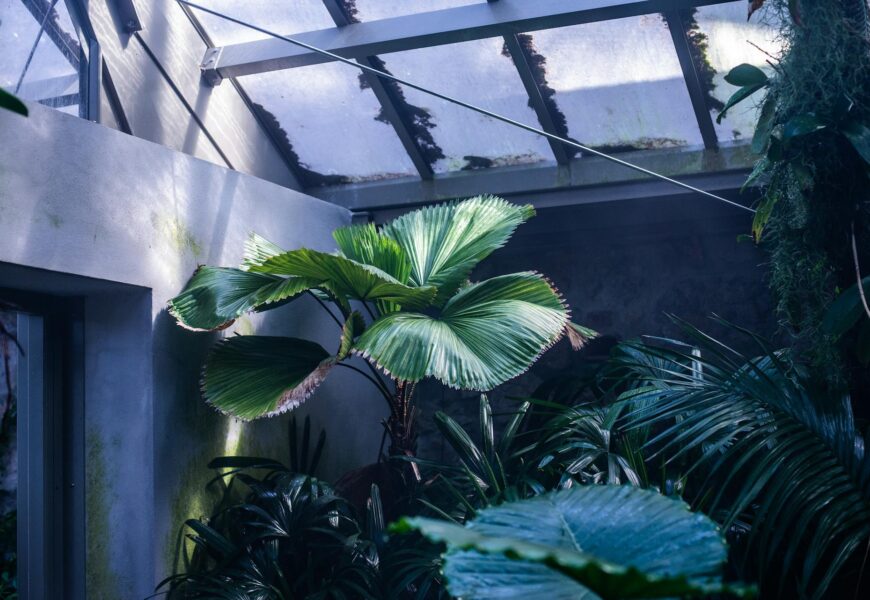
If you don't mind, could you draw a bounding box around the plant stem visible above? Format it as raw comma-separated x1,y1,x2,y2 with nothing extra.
336,362,393,403
307,291,344,328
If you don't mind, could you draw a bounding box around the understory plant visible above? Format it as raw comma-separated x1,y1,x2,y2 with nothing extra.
168,196,590,462
615,318,870,599
720,0,870,389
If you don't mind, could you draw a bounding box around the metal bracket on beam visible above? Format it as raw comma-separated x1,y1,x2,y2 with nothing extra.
201,47,224,86
114,0,142,33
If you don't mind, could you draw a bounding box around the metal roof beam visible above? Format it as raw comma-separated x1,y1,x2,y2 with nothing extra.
664,10,719,150
199,0,734,81
308,144,755,213
320,0,434,179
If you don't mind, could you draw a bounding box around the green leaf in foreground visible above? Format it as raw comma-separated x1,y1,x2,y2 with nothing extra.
392,486,752,599
202,336,333,420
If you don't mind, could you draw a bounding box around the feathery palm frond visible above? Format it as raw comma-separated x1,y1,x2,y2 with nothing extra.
614,318,870,599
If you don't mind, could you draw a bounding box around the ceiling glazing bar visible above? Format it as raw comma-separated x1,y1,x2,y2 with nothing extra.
320,0,434,180
502,33,571,165
664,10,720,151
197,0,734,81
178,0,753,213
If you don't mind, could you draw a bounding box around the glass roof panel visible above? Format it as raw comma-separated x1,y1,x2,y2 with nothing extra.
241,62,418,185
382,37,553,173
694,0,783,143
0,0,82,113
352,0,482,20
531,14,703,153
190,0,334,45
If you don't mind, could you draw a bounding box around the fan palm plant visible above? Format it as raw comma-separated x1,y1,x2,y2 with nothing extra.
168,196,590,459
614,318,870,599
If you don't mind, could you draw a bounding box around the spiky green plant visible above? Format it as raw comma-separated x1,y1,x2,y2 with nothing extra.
615,319,870,599
168,196,591,457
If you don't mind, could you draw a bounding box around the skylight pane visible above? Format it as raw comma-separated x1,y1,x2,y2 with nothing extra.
383,38,553,173
694,1,782,143
241,63,418,185
190,0,334,45
352,0,481,20
0,0,82,113
532,15,703,153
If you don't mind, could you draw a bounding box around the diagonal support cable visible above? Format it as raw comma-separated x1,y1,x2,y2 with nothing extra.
177,0,755,214
321,0,434,179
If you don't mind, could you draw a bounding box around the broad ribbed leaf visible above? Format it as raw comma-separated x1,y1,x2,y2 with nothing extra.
381,196,535,302
241,232,284,271
168,266,320,331
249,248,436,310
354,272,568,390
333,223,411,283
394,486,736,599
202,336,333,420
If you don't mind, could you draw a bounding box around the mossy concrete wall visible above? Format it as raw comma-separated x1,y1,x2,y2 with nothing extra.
0,103,385,597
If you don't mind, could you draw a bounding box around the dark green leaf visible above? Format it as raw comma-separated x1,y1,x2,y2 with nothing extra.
752,95,776,153
782,113,825,140
0,88,28,116
821,276,870,338
724,63,769,87
717,83,766,124
856,319,870,365
842,120,870,164
202,336,333,420
169,266,319,331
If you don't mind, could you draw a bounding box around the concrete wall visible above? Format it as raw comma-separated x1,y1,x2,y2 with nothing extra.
0,103,384,597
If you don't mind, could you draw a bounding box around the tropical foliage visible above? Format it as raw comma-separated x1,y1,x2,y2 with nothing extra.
168,196,589,456
395,485,743,600
615,319,870,599
721,0,870,389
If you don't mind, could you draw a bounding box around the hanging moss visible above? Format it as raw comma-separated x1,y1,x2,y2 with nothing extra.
749,1,870,391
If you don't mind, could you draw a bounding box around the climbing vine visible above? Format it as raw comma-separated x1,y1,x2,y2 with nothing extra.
722,0,870,390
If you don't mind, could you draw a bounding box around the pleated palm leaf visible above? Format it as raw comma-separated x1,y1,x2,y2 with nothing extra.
614,319,870,599
394,485,750,599
168,196,591,456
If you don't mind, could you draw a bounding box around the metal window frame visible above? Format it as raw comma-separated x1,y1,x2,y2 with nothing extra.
9,291,86,600
189,0,738,193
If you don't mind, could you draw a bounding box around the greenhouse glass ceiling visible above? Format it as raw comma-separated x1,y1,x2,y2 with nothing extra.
185,0,782,188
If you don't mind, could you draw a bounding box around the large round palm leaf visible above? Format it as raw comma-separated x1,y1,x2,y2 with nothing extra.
202,336,333,420
395,485,738,599
353,272,568,390
381,195,535,303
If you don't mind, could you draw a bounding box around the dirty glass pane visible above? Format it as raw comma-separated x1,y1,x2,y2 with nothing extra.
241,63,418,185
0,309,18,595
352,0,481,20
532,14,703,153
190,0,334,45
694,0,783,143
0,0,82,115
383,38,553,173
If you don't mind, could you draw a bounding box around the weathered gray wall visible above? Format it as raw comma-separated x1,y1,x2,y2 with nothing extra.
0,103,384,597
84,0,300,189
375,192,776,462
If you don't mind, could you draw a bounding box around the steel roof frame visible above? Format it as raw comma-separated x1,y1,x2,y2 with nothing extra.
190,0,745,203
